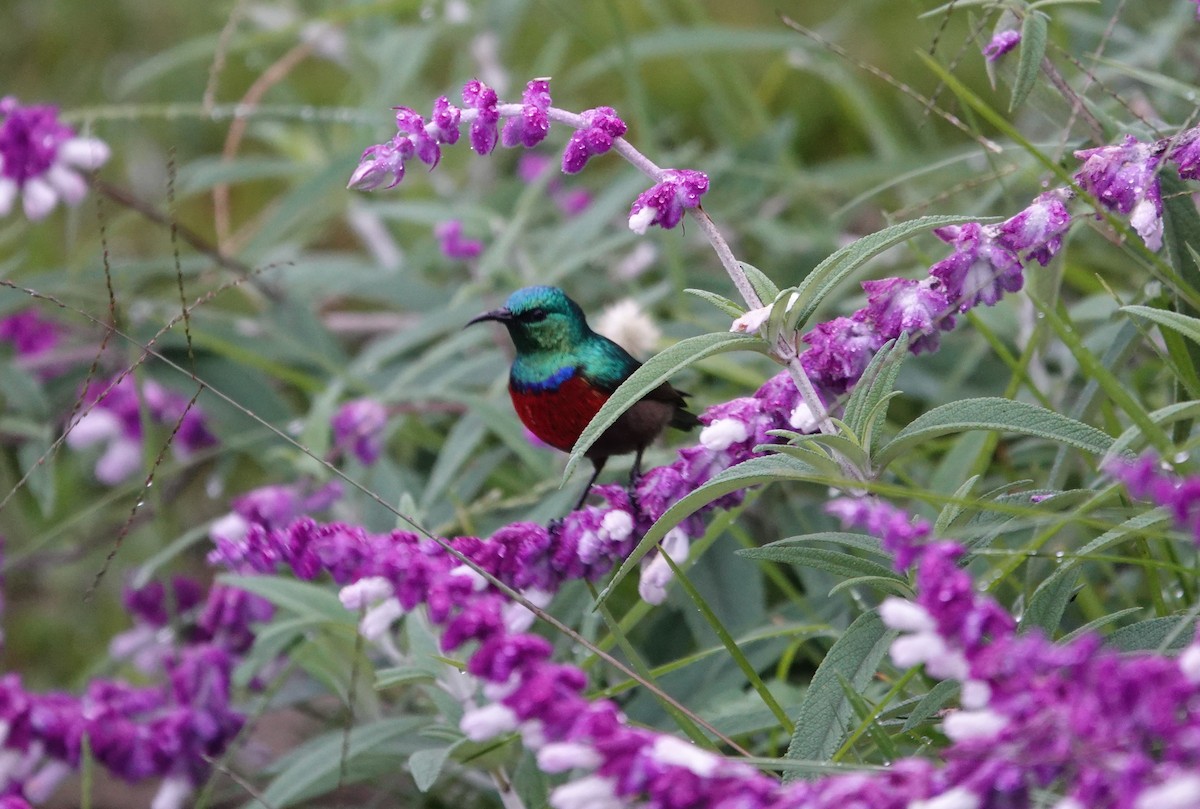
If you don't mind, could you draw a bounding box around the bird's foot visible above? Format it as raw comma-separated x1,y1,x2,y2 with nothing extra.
626,481,642,519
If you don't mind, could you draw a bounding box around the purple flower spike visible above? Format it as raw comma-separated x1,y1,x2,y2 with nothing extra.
983,29,1021,62
435,219,484,259
862,276,952,354
799,313,884,394
332,398,389,465
0,97,110,221
430,96,462,145
1170,126,1200,181
561,106,627,174
462,79,500,155
997,190,1072,266
394,107,440,167
930,222,1024,312
627,169,709,234
502,79,552,149
1074,134,1164,251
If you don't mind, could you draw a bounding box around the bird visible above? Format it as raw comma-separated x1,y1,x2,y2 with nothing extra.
466,286,698,511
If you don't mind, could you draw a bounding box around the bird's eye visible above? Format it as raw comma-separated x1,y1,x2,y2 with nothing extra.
523,307,548,322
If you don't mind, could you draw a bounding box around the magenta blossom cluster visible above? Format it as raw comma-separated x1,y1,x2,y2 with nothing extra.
743,124,1200,404
348,78,709,235
0,574,268,808
433,219,484,260
0,310,67,379
331,398,389,464
983,29,1021,62
64,375,217,485
0,97,109,221
830,496,1200,809
1107,454,1200,542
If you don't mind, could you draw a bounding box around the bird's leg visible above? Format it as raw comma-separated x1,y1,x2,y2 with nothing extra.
572,456,607,512
627,447,644,517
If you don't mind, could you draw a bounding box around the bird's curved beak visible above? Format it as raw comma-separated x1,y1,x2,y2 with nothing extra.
465,307,513,328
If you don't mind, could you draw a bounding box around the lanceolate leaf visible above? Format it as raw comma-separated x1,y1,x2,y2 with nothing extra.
783,215,987,333
685,287,746,318
843,334,908,446
1122,304,1200,347
784,610,894,773
876,397,1114,469
737,545,904,583
563,332,769,482
1010,12,1048,111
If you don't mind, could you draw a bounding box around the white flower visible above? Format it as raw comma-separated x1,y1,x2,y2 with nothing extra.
651,735,720,776
1135,774,1200,809
460,703,518,741
359,598,404,642
942,708,1007,741
1179,643,1200,683
638,528,690,604
338,576,394,609
594,298,661,358
537,742,603,773
880,598,936,632
907,787,980,809
788,401,819,432
698,417,750,451
150,776,194,809
549,775,622,809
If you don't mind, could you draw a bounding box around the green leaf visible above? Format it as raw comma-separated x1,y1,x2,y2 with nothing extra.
596,454,827,605
902,679,960,731
1021,568,1077,635
409,745,456,792
563,332,769,481
1031,509,1171,601
1010,12,1048,111
685,288,746,318
827,575,915,598
738,546,903,583
784,610,894,771
935,475,982,534
876,397,1114,469
784,215,985,333
739,262,780,303
248,718,428,808
1105,400,1200,462
1122,304,1200,346
756,532,889,557
843,334,908,446
218,575,354,626
1107,616,1199,652
1060,607,1145,644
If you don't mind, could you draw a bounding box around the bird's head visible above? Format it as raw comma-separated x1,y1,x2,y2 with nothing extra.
466,286,590,353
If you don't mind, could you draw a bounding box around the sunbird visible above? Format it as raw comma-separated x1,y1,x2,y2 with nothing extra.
467,286,698,509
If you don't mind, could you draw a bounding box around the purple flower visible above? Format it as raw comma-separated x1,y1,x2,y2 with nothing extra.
1074,134,1164,251
983,29,1021,62
393,107,441,167
347,139,412,191
861,276,952,354
1108,454,1200,542
64,376,217,485
462,79,500,155
561,106,626,174
501,79,552,149
996,190,1072,266
0,97,110,221
0,310,61,358
1169,126,1200,181
930,222,1024,312
434,219,484,260
799,313,884,394
627,169,709,234
331,397,389,464
429,95,462,145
